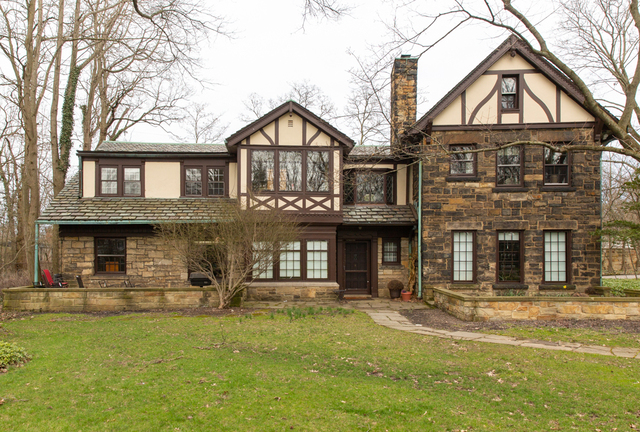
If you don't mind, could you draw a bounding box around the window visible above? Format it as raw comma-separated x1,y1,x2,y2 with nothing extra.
100,167,118,195
251,150,275,192
496,146,522,186
452,231,474,282
253,242,274,279
307,151,330,192
544,231,569,283
208,168,225,196
344,171,394,204
279,151,302,191
185,168,202,196
279,241,301,278
123,167,141,196
501,76,518,109
497,232,522,282
382,238,400,264
95,238,126,273
450,145,476,176
544,149,569,185
307,240,328,279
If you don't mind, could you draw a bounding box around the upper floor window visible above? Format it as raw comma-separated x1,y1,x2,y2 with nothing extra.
501,76,518,109
496,146,523,187
544,149,570,186
185,168,203,196
208,168,225,196
344,171,394,204
250,149,330,194
450,145,476,177
184,166,226,197
100,167,118,195
307,151,330,192
123,167,141,196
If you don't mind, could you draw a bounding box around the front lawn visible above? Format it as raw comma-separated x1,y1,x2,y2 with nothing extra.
1,308,639,431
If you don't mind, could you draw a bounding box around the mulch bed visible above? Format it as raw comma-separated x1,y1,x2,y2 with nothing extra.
401,306,640,334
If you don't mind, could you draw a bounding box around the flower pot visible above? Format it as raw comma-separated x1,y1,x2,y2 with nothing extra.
389,288,401,299
401,290,411,301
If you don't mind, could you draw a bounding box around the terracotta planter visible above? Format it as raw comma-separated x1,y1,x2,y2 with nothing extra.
401,290,411,301
389,288,401,299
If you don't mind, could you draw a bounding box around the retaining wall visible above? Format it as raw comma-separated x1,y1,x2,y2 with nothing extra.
434,287,640,321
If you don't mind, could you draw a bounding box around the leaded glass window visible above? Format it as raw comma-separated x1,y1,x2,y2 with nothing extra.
123,167,141,196
307,151,329,192
356,172,384,203
185,168,202,196
208,168,224,196
501,76,517,109
382,239,400,264
101,167,118,195
251,150,275,192
279,151,302,191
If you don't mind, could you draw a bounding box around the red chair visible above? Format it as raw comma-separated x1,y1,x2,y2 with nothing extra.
43,269,68,288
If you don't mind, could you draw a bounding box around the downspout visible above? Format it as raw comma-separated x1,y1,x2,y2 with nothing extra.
417,159,423,299
78,154,83,198
33,222,39,284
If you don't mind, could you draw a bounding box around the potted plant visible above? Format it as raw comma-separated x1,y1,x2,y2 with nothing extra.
400,289,412,301
387,279,403,299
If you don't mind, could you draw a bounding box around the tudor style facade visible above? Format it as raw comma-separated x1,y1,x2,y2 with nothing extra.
40,102,417,299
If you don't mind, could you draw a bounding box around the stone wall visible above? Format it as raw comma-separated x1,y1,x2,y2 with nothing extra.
434,288,640,321
246,281,340,301
377,237,412,297
421,128,601,295
3,287,220,312
60,236,188,288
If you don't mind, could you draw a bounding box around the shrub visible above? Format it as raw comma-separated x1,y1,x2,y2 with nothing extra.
387,280,404,290
0,341,30,369
0,270,31,289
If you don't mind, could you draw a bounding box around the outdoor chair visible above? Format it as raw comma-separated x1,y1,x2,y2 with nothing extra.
43,269,68,288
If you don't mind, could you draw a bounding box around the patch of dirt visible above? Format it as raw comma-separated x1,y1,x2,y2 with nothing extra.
400,307,640,334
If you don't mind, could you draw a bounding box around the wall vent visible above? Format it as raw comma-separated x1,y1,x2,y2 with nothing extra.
288,120,293,127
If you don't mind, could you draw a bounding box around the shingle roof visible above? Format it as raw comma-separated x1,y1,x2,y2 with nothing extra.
38,175,235,224
95,141,228,154
342,205,417,225
347,145,392,159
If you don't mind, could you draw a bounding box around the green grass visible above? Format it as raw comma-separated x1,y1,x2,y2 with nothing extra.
603,278,640,291
1,309,639,431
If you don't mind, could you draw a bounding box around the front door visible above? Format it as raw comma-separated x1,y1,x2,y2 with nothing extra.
344,241,370,294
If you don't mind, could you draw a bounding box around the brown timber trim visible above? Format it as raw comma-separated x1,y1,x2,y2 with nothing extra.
306,128,322,146
461,90,466,125
556,86,562,122
430,122,596,131
302,118,306,146
468,78,500,125
522,76,554,122
259,128,275,146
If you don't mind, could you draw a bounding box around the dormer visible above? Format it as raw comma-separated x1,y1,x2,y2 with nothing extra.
225,101,355,222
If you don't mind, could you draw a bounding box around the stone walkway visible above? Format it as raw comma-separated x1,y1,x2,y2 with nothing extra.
245,299,640,360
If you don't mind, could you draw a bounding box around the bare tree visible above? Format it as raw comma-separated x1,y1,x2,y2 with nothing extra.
156,201,300,309
168,102,228,143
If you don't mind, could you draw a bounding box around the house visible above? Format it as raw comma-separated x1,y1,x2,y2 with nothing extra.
38,35,606,300
38,101,417,300
403,35,606,296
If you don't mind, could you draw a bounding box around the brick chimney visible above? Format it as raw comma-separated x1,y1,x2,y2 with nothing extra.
390,55,418,152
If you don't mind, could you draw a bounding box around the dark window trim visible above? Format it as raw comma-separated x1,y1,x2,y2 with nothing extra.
344,169,395,205
543,147,571,187
248,147,332,195
495,230,524,284
543,230,572,284
495,145,524,188
451,230,476,283
500,74,520,112
381,238,401,265
94,237,126,275
96,162,145,197
449,144,477,177
181,162,227,197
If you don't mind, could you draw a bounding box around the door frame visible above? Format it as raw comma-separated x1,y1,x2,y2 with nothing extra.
343,240,371,295
337,229,379,297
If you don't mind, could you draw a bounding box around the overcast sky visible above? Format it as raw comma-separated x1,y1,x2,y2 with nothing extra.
128,0,553,143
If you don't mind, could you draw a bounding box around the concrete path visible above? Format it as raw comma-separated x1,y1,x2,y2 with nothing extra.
244,299,640,360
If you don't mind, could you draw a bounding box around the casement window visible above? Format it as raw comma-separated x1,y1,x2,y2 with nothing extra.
497,232,522,282
544,231,569,283
251,150,275,192
344,171,394,204
382,238,400,264
100,167,118,195
185,168,203,196
95,238,126,273
452,231,475,282
123,167,141,196
279,241,301,278
307,240,328,279
306,151,330,192
496,146,523,186
208,168,225,196
279,151,302,191
253,242,274,279
501,76,518,109
544,149,570,185
450,145,476,176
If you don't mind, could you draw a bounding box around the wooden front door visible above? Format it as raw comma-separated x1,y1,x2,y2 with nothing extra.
344,241,370,294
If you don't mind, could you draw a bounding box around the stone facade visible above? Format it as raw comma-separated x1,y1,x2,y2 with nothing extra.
390,56,418,151
3,287,220,312
246,281,340,301
377,237,412,297
61,236,188,288
421,128,601,296
434,288,640,322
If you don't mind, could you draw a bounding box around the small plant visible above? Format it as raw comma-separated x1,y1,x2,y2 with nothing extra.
497,289,527,297
0,341,30,369
609,285,626,297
